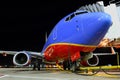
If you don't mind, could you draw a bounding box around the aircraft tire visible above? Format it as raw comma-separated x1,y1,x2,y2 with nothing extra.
63,61,67,70
33,63,36,70
37,64,40,70
37,60,41,71
71,61,76,72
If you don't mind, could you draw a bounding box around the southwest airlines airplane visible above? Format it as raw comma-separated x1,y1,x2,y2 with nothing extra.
0,3,112,72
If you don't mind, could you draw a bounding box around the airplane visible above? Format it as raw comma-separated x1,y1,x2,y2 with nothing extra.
0,3,112,72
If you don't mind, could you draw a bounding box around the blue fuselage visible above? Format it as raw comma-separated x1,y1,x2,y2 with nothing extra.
42,10,112,52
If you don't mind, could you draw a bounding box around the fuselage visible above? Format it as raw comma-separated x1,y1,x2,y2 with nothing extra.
42,10,112,62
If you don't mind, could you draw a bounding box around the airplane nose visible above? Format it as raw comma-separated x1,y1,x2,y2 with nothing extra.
92,13,112,45
98,13,112,27
82,12,113,45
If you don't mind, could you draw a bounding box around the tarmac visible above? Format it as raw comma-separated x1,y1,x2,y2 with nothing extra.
0,67,120,80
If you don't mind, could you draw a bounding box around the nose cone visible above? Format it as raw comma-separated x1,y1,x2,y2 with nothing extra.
92,13,112,45
82,12,112,45
98,12,112,27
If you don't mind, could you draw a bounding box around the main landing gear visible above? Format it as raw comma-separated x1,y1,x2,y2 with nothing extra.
33,62,40,70
33,58,42,71
63,60,71,70
63,60,80,72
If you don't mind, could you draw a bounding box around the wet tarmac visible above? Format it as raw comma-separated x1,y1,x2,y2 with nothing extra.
0,68,120,80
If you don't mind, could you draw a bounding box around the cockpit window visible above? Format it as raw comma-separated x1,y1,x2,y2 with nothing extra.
65,11,88,21
75,11,88,15
65,14,74,21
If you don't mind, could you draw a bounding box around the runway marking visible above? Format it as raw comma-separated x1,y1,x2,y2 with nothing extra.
0,75,8,78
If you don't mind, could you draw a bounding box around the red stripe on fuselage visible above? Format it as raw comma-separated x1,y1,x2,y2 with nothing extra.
44,43,96,61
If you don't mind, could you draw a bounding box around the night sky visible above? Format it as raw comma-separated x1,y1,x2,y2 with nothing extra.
1,0,93,52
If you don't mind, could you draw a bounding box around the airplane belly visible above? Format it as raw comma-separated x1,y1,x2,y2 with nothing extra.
44,43,96,61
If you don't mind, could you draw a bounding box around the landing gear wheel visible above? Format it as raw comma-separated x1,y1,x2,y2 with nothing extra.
33,58,41,71
37,63,40,70
63,61,67,70
71,62,76,72
68,66,70,70
33,63,37,70
63,60,71,70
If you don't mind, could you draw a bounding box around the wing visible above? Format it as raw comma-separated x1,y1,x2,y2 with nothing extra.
0,50,43,66
0,50,17,55
0,50,43,57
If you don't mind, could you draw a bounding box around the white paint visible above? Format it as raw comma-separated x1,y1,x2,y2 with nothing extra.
117,6,120,21
104,4,120,39
0,75,8,78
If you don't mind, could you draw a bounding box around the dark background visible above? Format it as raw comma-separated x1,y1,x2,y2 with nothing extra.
0,0,100,51
0,0,119,52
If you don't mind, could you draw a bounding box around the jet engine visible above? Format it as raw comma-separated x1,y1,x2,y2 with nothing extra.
80,53,99,66
13,51,31,66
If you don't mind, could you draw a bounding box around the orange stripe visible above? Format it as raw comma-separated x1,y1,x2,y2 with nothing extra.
44,43,96,61
43,43,97,52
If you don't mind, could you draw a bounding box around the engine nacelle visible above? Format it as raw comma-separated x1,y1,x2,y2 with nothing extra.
13,51,31,66
80,55,99,66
